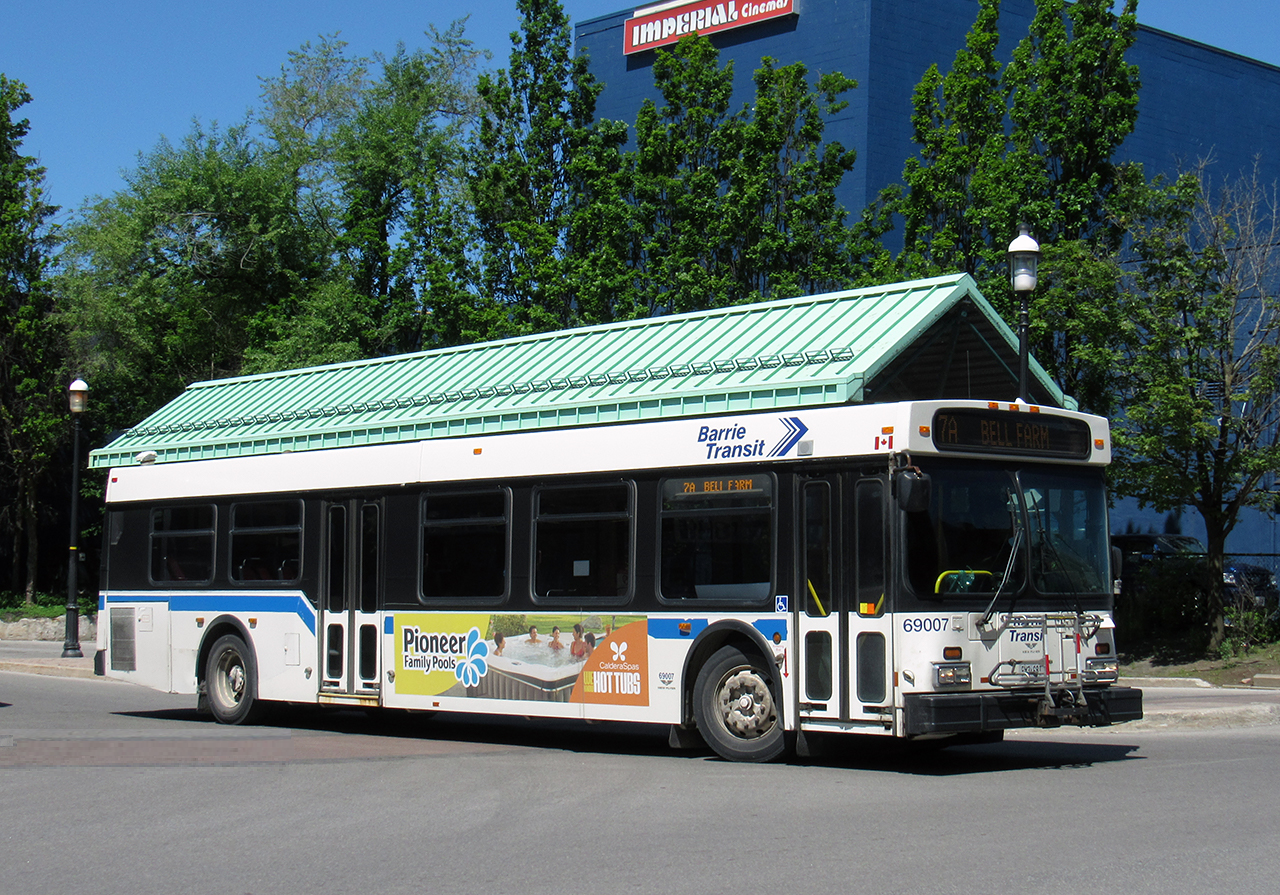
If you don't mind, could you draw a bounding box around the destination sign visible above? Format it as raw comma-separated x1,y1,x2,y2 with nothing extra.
664,475,770,498
931,408,1092,459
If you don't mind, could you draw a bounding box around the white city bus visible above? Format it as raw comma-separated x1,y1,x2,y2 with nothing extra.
95,398,1142,761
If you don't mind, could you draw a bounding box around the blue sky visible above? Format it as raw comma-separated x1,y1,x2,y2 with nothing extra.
3,1,1276,219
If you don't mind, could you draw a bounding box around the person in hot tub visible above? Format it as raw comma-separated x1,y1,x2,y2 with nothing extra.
569,623,588,660
548,626,565,652
527,625,541,645
493,631,506,656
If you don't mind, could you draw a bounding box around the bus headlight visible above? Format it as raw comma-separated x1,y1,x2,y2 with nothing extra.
1084,657,1119,683
933,662,971,687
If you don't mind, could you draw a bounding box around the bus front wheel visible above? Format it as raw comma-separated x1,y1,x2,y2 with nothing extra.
693,645,785,762
206,634,262,725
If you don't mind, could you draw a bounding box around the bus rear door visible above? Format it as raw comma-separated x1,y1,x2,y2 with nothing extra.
320,499,383,703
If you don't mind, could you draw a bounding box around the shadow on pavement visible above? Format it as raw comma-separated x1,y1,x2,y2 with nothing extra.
114,703,1142,773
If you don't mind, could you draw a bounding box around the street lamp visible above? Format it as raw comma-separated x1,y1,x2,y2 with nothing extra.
63,378,88,658
1007,225,1042,403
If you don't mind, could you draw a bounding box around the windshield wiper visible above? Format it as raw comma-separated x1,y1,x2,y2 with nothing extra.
979,526,1023,627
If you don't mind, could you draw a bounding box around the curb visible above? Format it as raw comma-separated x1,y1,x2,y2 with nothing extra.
0,659,98,680
1120,676,1214,689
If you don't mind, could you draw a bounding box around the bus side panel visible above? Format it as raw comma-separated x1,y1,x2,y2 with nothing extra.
101,596,175,693
235,611,318,704
173,607,319,704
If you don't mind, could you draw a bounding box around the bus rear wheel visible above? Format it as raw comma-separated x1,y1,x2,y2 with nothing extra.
694,645,785,762
206,633,261,725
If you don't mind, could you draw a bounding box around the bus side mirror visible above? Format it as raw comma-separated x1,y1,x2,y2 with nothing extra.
895,470,931,514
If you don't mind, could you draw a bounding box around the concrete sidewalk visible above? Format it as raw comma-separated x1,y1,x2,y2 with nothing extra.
0,640,97,679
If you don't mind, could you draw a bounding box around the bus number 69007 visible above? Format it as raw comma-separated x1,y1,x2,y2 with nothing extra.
903,617,949,633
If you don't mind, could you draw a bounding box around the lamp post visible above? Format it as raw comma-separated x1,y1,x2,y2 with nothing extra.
63,378,88,659
1007,226,1042,403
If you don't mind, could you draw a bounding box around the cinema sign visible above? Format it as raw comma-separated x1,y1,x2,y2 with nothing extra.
624,0,796,55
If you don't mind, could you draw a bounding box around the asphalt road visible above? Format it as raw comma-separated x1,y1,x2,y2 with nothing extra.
3,669,1280,895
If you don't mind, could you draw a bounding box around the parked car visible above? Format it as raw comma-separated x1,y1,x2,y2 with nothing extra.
1111,533,1280,614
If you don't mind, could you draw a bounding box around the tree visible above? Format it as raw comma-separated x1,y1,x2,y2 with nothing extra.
250,24,488,367
1108,161,1280,652
0,75,63,602
59,121,319,408
621,35,876,319
896,0,1009,281
894,0,1141,409
473,0,622,334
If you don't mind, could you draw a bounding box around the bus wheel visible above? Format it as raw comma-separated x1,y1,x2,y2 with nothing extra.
694,645,785,762
206,634,261,725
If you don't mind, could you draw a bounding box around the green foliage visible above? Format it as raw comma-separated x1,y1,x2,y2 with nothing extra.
488,614,530,639
618,35,880,318
473,0,618,333
0,74,65,602
1107,161,1280,651
58,121,318,413
1114,554,1213,655
0,589,94,616
897,0,1009,281
894,0,1140,409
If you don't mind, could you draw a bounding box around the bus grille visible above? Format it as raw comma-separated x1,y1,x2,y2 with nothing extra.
110,607,136,672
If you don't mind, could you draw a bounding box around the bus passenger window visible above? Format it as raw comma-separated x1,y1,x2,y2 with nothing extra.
230,500,302,584
533,484,632,602
659,474,773,602
802,482,833,617
150,505,215,584
421,490,510,600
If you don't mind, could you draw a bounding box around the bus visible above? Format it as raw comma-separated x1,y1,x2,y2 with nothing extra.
95,398,1142,762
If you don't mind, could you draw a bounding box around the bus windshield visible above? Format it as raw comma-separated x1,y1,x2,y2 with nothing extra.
905,461,1109,600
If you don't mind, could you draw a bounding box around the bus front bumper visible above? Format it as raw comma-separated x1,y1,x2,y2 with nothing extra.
903,686,1144,736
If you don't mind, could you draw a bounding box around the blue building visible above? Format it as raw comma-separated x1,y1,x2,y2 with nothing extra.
576,0,1280,210
574,0,1280,557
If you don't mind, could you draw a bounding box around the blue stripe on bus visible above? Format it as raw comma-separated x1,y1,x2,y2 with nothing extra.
103,592,317,635
647,617,789,642
385,615,394,635
648,618,708,639
752,619,788,642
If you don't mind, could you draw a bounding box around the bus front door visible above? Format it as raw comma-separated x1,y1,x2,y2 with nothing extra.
319,500,383,702
797,475,891,728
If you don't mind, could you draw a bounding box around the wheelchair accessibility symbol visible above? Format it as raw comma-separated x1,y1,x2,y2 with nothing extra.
775,595,788,613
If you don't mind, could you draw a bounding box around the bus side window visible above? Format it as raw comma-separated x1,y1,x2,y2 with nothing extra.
420,490,509,601
534,483,632,602
229,500,302,584
149,505,215,584
802,482,832,618
659,474,774,602
856,480,884,609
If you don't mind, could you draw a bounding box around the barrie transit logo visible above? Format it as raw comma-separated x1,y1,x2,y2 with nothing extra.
696,417,807,459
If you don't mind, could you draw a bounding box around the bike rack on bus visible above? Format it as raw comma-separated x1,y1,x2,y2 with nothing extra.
988,612,1105,723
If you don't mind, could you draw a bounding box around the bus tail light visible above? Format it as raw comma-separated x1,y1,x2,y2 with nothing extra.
942,646,963,660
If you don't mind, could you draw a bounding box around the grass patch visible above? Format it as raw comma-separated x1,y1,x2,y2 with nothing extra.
1122,640,1280,687
0,591,96,623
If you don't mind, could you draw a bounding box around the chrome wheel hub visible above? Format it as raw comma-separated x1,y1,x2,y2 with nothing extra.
716,668,776,739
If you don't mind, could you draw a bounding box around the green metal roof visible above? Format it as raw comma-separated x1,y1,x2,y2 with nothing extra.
89,273,1068,468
